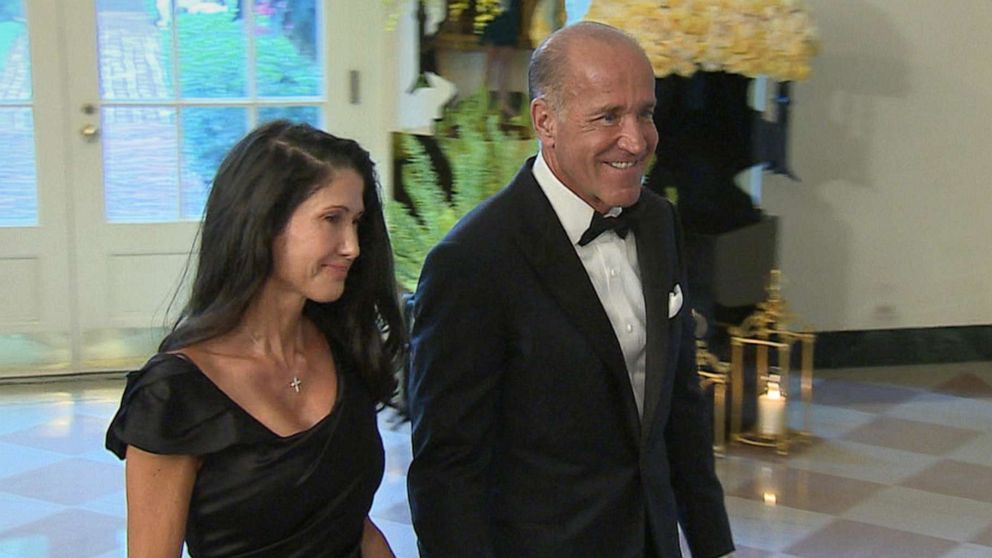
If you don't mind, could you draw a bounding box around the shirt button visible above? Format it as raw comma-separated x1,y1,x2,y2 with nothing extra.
626,323,634,333
609,268,617,277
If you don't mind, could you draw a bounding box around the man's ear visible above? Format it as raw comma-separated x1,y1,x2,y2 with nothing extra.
531,97,556,148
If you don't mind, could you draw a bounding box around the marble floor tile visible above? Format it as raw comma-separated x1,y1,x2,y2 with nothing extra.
778,438,939,484
933,372,992,399
371,474,411,523
886,392,992,432
948,432,992,468
0,458,123,506
0,414,112,456
77,489,126,518
75,445,123,466
969,524,992,547
3,361,992,556
785,401,878,440
723,496,834,553
0,406,60,437
726,465,886,515
784,519,958,558
900,459,992,504
732,546,777,558
69,399,123,420
970,523,992,547
0,444,66,480
0,494,62,532
715,454,790,494
840,415,982,455
812,379,922,413
376,518,418,558
0,509,124,558
373,499,413,525
841,486,992,542
82,545,188,558
939,543,992,558
382,441,412,479
817,365,959,390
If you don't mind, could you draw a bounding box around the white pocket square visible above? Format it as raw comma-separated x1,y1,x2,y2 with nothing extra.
668,284,683,318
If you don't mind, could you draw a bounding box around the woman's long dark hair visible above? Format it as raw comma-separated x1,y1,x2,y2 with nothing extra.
161,120,405,403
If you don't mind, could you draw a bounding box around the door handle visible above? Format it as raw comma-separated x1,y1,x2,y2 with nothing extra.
80,124,100,141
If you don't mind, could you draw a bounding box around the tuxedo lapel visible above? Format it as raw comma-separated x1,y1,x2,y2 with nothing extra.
508,164,641,440
634,198,674,444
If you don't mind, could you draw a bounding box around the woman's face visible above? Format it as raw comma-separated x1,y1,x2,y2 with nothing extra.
269,168,365,303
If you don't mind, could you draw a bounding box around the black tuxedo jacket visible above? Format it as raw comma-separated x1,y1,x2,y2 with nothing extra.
407,159,733,558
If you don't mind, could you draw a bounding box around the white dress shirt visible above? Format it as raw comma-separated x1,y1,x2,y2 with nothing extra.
532,152,648,416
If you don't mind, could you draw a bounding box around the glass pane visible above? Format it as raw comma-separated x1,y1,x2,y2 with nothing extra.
96,0,174,100
103,107,179,223
258,105,319,127
0,1,30,100
565,0,592,25
178,6,246,98
255,0,321,97
0,107,37,227
180,106,247,220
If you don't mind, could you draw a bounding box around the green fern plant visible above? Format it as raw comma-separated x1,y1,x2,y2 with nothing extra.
387,89,535,291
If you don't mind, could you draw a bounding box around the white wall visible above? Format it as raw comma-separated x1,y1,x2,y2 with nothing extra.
761,0,992,331
325,0,396,193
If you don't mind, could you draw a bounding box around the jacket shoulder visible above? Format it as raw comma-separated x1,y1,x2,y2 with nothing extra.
442,162,536,246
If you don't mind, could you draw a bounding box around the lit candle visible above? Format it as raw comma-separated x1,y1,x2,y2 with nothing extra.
757,382,786,437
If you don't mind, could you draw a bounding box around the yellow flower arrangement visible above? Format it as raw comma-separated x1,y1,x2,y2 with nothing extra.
584,0,818,81
382,0,505,33
448,0,507,34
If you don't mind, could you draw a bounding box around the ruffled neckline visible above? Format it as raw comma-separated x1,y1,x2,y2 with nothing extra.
158,352,346,441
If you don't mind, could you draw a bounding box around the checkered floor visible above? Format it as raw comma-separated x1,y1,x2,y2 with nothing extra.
1,360,991,558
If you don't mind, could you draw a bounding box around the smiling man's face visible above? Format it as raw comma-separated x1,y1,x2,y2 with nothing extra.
533,38,658,213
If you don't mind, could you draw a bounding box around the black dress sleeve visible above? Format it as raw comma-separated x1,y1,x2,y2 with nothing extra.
105,354,245,459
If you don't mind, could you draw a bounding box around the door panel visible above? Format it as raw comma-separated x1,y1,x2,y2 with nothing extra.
0,0,74,375
0,0,340,376
68,0,329,370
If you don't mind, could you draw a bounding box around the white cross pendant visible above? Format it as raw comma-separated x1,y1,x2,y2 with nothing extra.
289,376,302,393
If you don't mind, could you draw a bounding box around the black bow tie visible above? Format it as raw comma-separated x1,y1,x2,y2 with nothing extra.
578,204,641,246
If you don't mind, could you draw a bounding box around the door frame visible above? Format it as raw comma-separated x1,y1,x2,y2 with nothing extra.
1,0,398,378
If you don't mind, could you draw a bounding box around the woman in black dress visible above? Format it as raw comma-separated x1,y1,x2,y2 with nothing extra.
106,121,406,557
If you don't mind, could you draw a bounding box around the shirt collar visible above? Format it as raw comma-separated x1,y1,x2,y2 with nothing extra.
532,151,622,246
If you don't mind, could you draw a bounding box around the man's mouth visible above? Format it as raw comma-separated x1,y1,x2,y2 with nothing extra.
607,160,637,170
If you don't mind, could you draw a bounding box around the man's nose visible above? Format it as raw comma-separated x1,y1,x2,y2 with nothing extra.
617,118,648,154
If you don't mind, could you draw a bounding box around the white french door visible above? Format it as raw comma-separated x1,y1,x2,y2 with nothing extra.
0,0,394,377
0,0,75,376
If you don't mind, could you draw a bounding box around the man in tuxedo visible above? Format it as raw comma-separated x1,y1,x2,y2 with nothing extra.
406,22,734,558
